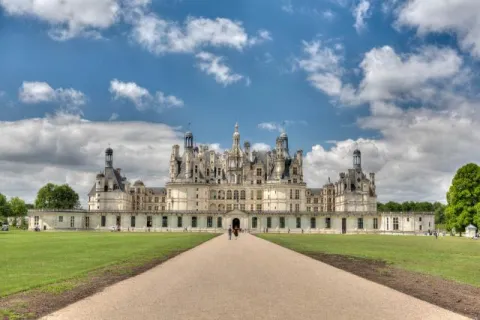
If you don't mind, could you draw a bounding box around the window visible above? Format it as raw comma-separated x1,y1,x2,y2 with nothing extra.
155,197,159,202
155,206,158,211
147,216,153,227
59,216,63,222
296,217,301,228
85,216,90,228
307,207,311,212
161,206,165,211
293,167,297,175
307,198,311,204
310,217,316,229
314,207,318,212
290,204,293,212
240,204,245,211
386,217,389,231
429,222,431,227
131,216,136,227
419,217,422,222
293,179,297,184
256,168,262,176
252,217,258,228
207,168,210,176
256,180,262,185
373,218,378,229
227,190,232,200
148,206,152,211
234,190,239,200
34,216,39,225
192,216,197,228
250,190,254,200
207,216,213,228
162,216,168,227
393,217,399,230
256,204,262,212
195,177,198,183
101,216,106,227
295,204,299,212
250,204,254,211
256,190,262,200
177,216,182,228
419,225,423,231
289,189,293,199
280,217,285,229
240,190,245,200
407,217,410,222
295,190,300,199
217,217,222,228
70,216,75,228
196,194,198,199
233,204,238,209
162,197,165,203
314,198,318,204
168,189,171,197
227,204,232,211
358,218,364,229
325,217,331,229
195,165,198,173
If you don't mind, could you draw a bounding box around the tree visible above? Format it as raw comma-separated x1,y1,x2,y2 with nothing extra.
34,183,81,210
445,163,480,232
433,202,446,224
9,197,28,217
0,193,12,219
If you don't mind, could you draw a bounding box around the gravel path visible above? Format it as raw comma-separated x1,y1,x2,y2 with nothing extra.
42,233,467,320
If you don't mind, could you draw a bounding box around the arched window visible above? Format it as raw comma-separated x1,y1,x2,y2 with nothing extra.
210,190,217,200
240,190,246,200
227,190,232,200
234,190,239,200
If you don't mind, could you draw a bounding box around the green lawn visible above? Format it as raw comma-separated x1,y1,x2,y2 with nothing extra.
0,231,216,296
258,234,480,287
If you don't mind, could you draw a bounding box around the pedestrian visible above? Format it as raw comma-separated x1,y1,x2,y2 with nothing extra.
228,225,232,240
435,231,438,239
234,228,238,240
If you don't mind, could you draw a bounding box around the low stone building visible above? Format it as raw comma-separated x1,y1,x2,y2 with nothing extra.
27,124,435,234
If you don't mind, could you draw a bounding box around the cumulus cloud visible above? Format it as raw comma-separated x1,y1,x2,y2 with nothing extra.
109,113,119,121
129,12,268,55
396,0,480,58
195,52,245,86
19,81,87,107
0,112,183,206
353,0,371,33
109,79,184,111
0,0,120,40
257,120,307,132
251,143,271,152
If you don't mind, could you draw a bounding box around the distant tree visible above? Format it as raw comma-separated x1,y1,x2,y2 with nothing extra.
34,183,81,210
25,203,35,209
433,202,446,224
384,201,403,212
445,163,480,233
377,202,386,212
0,193,12,218
9,197,28,217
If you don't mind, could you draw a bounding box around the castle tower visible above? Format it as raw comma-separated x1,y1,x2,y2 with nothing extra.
244,141,251,162
169,145,180,181
105,147,113,168
353,148,361,170
184,131,193,179
275,136,285,179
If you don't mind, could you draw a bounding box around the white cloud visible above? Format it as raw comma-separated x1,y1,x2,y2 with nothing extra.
0,112,183,206
353,0,371,33
129,12,268,55
257,120,307,132
296,40,344,96
397,0,480,58
323,10,335,20
19,81,86,106
195,52,244,86
0,0,121,41
251,143,271,152
109,113,119,121
109,79,184,111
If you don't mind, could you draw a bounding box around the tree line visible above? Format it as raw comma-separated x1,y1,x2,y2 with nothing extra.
377,201,446,225
0,183,80,224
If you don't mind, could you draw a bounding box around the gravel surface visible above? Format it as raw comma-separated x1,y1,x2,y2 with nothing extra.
42,233,467,320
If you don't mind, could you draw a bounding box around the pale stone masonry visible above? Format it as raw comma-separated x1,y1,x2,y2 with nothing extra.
28,123,435,234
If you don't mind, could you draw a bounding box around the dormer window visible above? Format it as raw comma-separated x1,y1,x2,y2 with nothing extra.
293,167,297,175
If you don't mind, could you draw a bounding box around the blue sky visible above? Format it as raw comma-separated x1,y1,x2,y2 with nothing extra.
1,0,480,205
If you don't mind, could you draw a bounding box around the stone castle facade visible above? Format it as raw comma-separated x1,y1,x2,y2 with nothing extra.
28,124,435,234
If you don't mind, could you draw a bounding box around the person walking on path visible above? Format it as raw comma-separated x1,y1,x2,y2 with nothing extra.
233,228,239,240
228,226,232,240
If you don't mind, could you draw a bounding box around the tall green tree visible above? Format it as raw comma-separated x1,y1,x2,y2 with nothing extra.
445,163,480,232
0,193,12,218
34,183,81,209
433,202,446,224
9,197,28,217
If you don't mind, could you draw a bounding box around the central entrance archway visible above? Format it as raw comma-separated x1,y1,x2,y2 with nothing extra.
232,218,240,230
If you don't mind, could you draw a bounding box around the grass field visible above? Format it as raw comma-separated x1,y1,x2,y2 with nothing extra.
258,234,480,287
0,231,216,296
